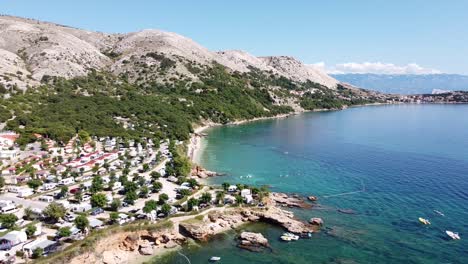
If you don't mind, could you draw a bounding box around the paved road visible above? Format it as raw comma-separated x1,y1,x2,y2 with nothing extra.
0,192,48,210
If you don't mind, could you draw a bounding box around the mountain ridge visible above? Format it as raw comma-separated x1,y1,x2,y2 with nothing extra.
0,15,338,90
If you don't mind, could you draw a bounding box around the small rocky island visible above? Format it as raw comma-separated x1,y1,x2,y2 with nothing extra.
238,232,270,252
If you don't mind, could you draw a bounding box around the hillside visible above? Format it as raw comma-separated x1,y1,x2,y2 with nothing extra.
0,15,338,90
0,15,389,144
332,73,468,94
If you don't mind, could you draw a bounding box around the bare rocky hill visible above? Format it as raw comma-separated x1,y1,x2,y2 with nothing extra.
0,15,338,90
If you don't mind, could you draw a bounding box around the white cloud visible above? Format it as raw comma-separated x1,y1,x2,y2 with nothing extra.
309,62,442,75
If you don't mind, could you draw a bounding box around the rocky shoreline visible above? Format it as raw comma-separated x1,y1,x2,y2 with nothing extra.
179,204,317,242
65,192,322,264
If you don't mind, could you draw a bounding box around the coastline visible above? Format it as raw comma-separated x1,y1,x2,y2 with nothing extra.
187,112,298,163
186,102,395,164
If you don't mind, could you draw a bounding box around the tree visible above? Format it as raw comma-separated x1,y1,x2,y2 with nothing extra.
139,186,149,198
0,214,18,229
150,171,161,180
200,192,212,204
59,185,68,198
27,179,42,191
216,191,225,205
178,188,191,197
187,178,198,188
91,193,107,208
74,191,83,202
43,202,66,223
78,130,90,142
90,175,103,193
158,193,169,205
32,247,44,259
143,200,158,213
124,190,138,205
25,225,37,238
109,212,119,223
23,207,36,220
235,194,243,205
222,182,230,191
136,176,146,187
58,227,72,237
151,181,162,193
124,181,138,194
92,164,99,174
142,163,150,172
74,215,89,231
160,203,171,215
0,176,5,190
110,198,121,211
187,198,198,211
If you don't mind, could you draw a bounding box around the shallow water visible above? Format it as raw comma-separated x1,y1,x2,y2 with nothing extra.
160,104,468,264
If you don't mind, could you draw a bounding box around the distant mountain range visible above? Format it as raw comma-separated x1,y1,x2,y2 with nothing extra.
331,74,468,94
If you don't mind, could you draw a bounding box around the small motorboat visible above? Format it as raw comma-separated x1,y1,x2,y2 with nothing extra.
210,256,221,262
418,217,431,225
434,210,445,216
281,232,299,241
446,231,460,240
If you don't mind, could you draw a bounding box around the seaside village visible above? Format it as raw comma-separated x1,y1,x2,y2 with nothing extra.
0,129,302,263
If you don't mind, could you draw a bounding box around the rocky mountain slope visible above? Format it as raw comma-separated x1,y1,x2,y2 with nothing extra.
0,15,338,90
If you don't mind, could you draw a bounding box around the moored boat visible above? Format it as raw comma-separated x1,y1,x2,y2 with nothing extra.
281,232,299,241
418,217,430,225
210,256,221,261
446,231,460,240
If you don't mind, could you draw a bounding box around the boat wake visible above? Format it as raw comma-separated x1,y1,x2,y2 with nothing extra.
322,179,366,198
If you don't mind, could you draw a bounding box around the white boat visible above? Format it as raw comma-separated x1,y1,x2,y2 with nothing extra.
446,231,460,240
434,210,445,216
210,256,221,261
281,232,299,241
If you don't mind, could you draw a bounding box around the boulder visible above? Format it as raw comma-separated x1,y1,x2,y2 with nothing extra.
309,217,323,226
238,232,269,252
307,196,318,202
269,192,311,208
138,242,154,255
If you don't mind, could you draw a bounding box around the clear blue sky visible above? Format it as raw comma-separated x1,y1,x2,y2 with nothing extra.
1,0,467,74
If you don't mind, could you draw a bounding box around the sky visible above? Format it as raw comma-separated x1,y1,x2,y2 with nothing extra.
1,0,467,74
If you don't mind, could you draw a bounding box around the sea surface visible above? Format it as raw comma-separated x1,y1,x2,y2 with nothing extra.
160,104,468,264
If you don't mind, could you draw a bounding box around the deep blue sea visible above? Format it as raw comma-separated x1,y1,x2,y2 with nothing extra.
162,104,468,264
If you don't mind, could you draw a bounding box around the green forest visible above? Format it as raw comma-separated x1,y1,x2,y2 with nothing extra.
0,64,377,145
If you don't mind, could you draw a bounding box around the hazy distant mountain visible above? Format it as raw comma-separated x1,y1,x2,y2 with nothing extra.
332,74,468,94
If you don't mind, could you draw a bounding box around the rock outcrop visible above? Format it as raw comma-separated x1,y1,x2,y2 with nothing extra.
309,217,324,226
238,232,269,252
69,229,185,264
191,165,220,178
269,192,311,209
179,206,315,242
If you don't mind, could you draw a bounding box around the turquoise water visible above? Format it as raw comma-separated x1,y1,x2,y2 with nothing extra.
163,104,468,264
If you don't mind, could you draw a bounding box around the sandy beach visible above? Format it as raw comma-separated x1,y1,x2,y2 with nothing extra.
187,113,298,163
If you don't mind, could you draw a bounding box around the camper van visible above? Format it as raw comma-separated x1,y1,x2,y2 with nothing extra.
42,183,57,191
71,203,91,213
58,178,75,186
0,204,17,214
38,196,54,203
7,186,21,193
17,188,34,198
